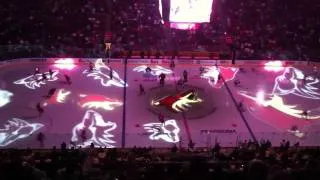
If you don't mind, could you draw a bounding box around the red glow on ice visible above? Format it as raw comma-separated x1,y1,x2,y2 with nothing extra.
79,94,123,111
264,61,285,72
54,58,76,70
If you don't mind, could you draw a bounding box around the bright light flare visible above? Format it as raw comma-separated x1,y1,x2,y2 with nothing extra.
54,58,76,70
0,90,13,108
79,94,123,111
256,91,265,105
56,89,71,103
264,61,285,72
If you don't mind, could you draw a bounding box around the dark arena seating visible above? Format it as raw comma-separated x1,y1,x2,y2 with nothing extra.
0,0,319,60
1,0,320,180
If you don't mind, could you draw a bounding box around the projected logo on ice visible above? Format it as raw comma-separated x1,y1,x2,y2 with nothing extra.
201,66,238,88
272,67,320,99
71,110,117,148
0,118,43,147
133,65,173,76
14,70,59,89
143,119,180,143
152,89,203,112
83,59,127,88
0,89,13,108
239,64,320,137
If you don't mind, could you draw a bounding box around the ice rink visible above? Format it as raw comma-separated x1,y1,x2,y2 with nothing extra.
0,58,319,148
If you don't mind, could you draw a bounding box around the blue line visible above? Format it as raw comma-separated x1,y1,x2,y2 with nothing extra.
121,58,128,148
221,75,258,143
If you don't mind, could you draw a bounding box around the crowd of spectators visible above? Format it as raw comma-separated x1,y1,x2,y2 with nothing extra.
0,0,107,58
0,0,319,60
223,0,320,60
1,140,319,180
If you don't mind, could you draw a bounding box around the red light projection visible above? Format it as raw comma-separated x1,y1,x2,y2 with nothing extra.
201,66,238,88
79,94,123,111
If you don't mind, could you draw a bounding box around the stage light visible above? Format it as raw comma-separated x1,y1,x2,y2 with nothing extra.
0,89,13,108
54,58,76,70
264,61,285,72
0,118,43,147
143,119,180,143
71,110,117,148
79,94,123,111
83,58,128,88
14,70,59,89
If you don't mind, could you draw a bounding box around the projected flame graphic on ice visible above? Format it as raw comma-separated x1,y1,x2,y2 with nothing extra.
44,89,71,105
83,59,127,88
0,118,43,147
14,70,59,89
71,110,117,148
152,89,202,112
79,94,123,111
143,119,180,143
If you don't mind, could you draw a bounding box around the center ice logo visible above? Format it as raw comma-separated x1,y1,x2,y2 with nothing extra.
152,89,203,112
